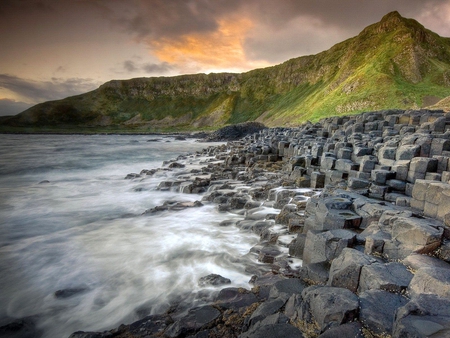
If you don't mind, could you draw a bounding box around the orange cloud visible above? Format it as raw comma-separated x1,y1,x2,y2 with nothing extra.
149,17,271,73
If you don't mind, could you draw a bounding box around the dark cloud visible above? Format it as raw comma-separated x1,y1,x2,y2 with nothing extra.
92,0,450,66
123,60,138,72
0,74,100,103
122,60,173,74
102,0,242,39
0,0,53,16
142,62,173,74
0,99,32,116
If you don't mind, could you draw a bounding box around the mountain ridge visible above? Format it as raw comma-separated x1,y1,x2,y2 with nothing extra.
2,11,450,132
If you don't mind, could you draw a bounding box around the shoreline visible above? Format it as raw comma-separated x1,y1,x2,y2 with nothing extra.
70,108,450,338
4,108,449,338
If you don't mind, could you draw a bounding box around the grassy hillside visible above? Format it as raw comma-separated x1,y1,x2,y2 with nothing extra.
2,11,450,132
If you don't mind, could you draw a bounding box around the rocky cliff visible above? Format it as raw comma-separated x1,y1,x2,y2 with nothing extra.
3,11,450,132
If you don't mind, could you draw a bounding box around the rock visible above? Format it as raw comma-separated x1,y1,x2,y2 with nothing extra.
123,314,174,337
143,200,203,214
327,248,378,292
402,253,450,271
317,322,365,338
358,262,413,293
247,298,287,328
0,317,41,338
359,289,408,336
393,294,450,338
125,173,140,179
214,288,259,310
240,323,303,338
288,233,306,258
205,122,267,141
268,278,308,301
165,305,220,338
408,266,450,298
303,229,356,265
198,274,231,287
298,286,359,332
298,262,330,285
382,216,443,260
168,162,185,168
54,288,87,299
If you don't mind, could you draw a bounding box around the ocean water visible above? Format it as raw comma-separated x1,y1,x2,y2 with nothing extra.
0,134,261,338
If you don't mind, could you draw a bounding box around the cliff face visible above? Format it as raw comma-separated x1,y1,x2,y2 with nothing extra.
4,11,450,131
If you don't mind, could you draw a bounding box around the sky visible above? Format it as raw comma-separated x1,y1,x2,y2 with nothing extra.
1,0,450,116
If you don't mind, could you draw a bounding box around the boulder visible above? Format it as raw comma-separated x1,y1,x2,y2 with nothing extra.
214,288,259,310
408,266,450,298
358,262,413,293
359,289,408,336
327,248,378,292
198,274,231,287
165,305,220,337
303,230,356,265
298,286,359,332
247,298,287,328
268,278,308,301
393,294,450,338
402,253,450,271
317,322,364,338
382,216,443,260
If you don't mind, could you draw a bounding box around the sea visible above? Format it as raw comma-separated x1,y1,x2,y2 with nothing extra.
0,134,264,338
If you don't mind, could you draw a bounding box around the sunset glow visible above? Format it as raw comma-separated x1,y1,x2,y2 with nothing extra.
151,17,271,73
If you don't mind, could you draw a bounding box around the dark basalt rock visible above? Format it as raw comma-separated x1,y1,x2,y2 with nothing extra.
198,274,231,287
205,122,267,141
54,287,88,299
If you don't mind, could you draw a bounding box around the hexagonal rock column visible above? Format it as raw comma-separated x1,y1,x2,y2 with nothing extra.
303,229,356,265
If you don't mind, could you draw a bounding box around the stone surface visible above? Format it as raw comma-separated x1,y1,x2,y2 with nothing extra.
359,289,408,336
303,230,356,265
328,248,378,292
358,262,413,293
408,266,450,298
299,286,359,332
393,294,450,338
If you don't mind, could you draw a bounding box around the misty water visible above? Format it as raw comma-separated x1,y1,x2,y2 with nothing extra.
0,134,264,338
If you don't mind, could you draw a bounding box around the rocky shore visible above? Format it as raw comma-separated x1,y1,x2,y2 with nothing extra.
69,109,450,338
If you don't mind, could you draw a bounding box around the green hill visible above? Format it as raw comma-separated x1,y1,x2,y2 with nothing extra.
3,11,450,132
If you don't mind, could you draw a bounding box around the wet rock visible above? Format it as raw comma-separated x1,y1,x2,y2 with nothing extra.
288,233,306,258
125,173,140,179
165,305,220,338
198,274,231,287
54,287,88,299
168,162,185,168
268,278,308,301
143,200,203,214
214,288,259,310
240,323,303,338
0,317,41,338
246,297,287,328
